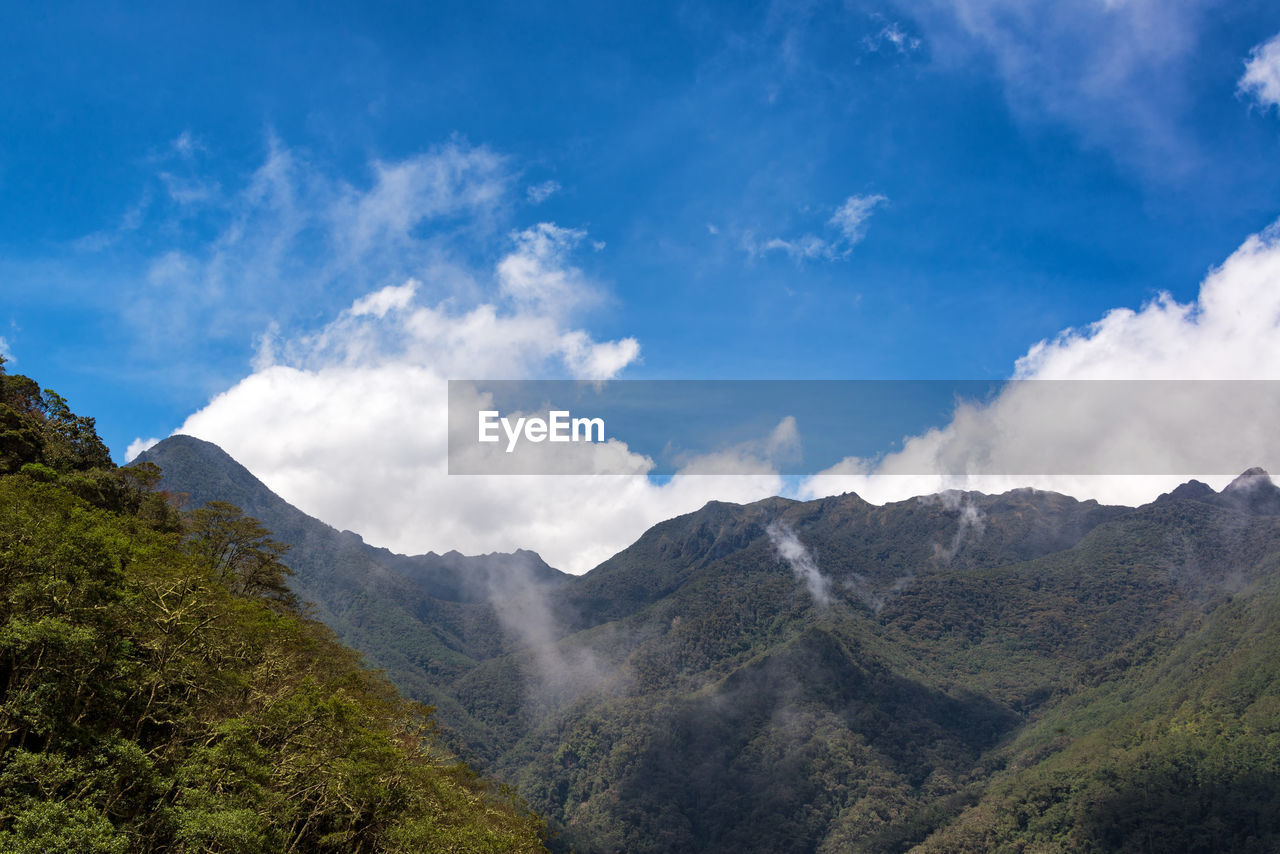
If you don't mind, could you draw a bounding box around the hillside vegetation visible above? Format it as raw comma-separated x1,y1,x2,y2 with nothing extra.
141,425,1280,852
0,360,546,852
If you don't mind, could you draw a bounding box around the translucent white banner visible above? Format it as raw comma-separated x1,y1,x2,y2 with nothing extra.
447,380,1280,476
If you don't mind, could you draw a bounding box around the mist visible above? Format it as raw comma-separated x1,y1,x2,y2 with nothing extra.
766,521,833,607
483,556,607,706
920,491,987,565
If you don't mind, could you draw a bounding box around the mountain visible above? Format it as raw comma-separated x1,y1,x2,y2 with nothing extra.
136,434,566,604
135,435,570,752
140,435,1280,852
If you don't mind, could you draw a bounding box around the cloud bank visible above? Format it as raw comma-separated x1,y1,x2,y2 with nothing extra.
173,213,1280,574
800,220,1280,505
174,224,781,573
138,132,1280,578
177,287,782,572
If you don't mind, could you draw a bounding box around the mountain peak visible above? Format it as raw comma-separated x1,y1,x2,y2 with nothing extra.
1224,467,1274,492
143,433,231,460
1215,467,1280,516
1156,479,1216,503
135,434,285,515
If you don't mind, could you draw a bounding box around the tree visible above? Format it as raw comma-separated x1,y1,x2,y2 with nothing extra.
186,501,296,607
0,367,111,474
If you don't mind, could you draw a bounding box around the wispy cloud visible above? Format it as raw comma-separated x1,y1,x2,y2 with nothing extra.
766,521,832,606
829,194,887,243
743,232,836,262
800,219,1280,506
170,129,204,158
919,491,985,564
497,222,594,316
72,190,153,252
863,21,921,54
485,561,607,705
743,193,887,263
526,179,561,204
74,136,515,373
911,0,1214,174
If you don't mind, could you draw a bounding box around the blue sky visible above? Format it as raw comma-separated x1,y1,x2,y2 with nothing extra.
8,1,1280,570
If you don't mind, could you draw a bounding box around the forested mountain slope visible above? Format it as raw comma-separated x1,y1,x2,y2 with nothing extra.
0,364,546,852
137,435,568,751
146,429,1280,853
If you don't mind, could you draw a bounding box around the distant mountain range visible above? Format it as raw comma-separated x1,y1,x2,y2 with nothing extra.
137,435,1280,852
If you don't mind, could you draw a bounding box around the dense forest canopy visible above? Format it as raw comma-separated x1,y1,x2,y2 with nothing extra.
0,358,546,852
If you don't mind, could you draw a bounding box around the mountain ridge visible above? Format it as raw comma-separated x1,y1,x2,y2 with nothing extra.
135,435,570,745
135,434,1280,852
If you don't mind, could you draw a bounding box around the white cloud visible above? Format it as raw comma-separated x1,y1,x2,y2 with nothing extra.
1012,222,1280,381
158,170,219,206
799,219,1280,506
171,130,204,158
178,237,779,574
106,135,765,575
350,281,418,318
663,417,801,476
72,190,153,252
766,521,832,607
125,437,160,462
496,223,594,315
40,134,779,573
558,331,642,381
339,147,508,258
1241,32,1280,112
0,337,11,363
526,180,561,204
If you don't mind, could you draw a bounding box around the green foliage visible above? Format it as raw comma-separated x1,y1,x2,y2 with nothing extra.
913,571,1280,853
0,364,111,474
186,500,296,607
0,366,182,532
0,378,547,853
0,798,130,854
